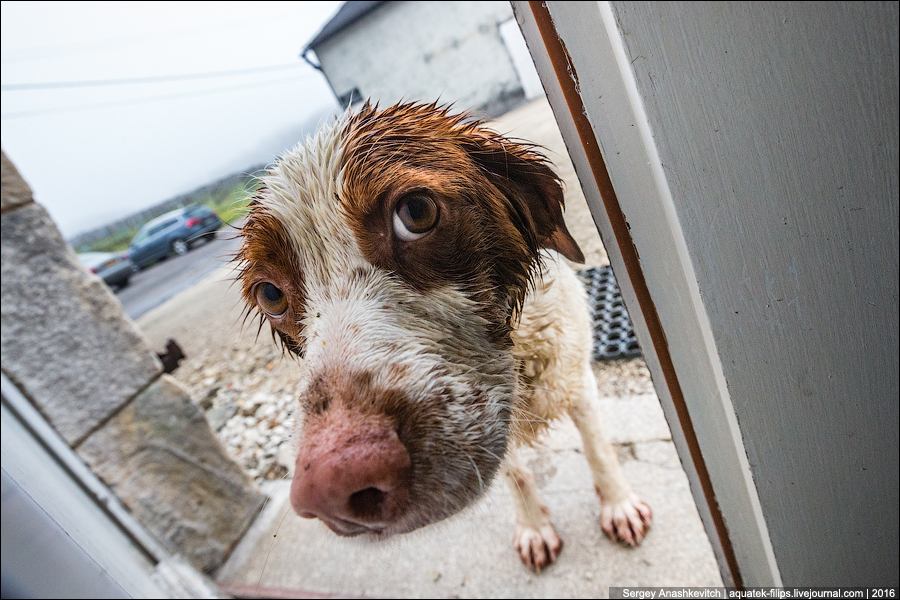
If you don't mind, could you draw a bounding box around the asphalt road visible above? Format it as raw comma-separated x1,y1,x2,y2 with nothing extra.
117,226,243,320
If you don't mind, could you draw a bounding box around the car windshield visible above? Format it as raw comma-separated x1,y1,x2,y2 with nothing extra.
184,206,207,217
132,228,151,244
132,218,178,244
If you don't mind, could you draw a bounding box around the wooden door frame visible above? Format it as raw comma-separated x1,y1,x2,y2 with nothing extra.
511,1,782,587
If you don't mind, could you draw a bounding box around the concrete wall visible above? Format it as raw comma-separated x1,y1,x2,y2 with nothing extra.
1,150,265,574
315,1,525,117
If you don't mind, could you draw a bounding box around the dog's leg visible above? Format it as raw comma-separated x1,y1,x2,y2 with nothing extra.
569,363,653,546
503,449,563,572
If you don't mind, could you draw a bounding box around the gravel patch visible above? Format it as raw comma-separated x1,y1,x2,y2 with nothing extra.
172,338,304,483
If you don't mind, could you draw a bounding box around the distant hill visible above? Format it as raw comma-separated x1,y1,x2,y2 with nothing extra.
67,104,341,252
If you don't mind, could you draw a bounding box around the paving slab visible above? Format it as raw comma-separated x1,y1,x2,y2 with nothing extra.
216,399,722,598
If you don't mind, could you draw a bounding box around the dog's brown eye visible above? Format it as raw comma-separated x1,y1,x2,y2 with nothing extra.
256,282,288,317
393,194,438,241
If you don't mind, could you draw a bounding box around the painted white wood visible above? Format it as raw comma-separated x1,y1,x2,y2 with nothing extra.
516,0,899,587
606,2,899,586
2,468,132,598
1,372,225,598
1,372,171,562
512,1,778,586
1,384,166,598
591,1,783,584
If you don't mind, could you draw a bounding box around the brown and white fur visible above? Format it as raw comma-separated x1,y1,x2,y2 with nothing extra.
235,102,651,572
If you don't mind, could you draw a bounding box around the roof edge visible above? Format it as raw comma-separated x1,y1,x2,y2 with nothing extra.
304,1,387,51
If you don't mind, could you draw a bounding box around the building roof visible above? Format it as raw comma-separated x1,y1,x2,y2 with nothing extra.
305,1,386,50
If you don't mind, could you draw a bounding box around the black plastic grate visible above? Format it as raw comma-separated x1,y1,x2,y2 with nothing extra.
576,265,642,361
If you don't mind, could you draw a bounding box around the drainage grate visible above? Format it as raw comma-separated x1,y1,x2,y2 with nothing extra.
576,265,642,361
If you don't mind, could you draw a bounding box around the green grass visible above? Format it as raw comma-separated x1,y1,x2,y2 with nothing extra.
83,178,258,254
199,179,258,225
87,227,140,253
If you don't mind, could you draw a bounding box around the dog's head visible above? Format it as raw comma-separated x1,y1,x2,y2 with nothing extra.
236,102,582,537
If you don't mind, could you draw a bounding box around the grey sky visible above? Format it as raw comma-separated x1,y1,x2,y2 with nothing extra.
1,1,343,238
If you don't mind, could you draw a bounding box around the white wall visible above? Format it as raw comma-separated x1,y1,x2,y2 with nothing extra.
315,1,523,115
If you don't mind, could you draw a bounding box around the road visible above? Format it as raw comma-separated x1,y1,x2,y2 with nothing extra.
117,227,242,320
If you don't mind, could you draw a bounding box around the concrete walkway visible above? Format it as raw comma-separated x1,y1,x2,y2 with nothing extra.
212,98,724,597
217,412,721,598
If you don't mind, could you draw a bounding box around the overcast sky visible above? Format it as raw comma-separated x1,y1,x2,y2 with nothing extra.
1,1,344,238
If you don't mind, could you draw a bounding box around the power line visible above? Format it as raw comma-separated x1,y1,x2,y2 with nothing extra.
0,73,320,120
0,62,307,91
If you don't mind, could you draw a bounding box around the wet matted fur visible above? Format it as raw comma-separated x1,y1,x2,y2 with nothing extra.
235,102,651,571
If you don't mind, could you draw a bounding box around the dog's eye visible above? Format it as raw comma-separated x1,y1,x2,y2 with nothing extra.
393,194,438,241
256,282,288,317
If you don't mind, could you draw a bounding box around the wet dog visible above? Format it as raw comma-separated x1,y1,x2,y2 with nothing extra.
236,102,651,571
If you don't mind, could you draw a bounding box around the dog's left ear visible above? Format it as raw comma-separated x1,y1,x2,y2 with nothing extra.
468,134,585,264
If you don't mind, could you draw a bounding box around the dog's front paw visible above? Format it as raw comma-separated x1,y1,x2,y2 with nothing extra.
599,492,652,546
513,520,564,572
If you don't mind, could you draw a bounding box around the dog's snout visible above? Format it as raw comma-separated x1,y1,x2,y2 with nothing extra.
290,405,411,534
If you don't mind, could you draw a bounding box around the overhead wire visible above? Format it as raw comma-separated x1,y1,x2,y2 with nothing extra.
1,62,307,90
0,72,319,120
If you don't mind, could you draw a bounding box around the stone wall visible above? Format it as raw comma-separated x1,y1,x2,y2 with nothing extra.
1,150,265,574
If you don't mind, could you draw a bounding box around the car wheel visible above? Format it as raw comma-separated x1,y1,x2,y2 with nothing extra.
172,239,189,256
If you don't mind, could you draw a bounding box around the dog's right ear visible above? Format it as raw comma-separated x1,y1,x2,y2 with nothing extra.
466,133,585,265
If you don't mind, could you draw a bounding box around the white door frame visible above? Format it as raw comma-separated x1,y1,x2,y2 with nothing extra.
511,1,782,587
1,372,221,598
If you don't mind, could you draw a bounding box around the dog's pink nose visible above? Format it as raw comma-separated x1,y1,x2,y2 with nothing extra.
289,409,411,534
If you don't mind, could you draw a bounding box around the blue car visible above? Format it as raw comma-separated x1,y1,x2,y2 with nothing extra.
128,205,223,269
